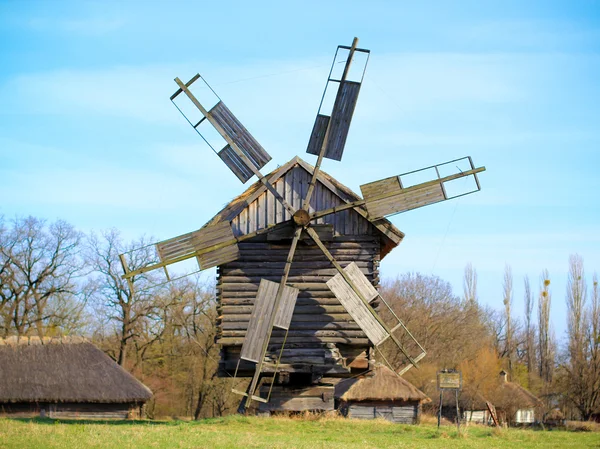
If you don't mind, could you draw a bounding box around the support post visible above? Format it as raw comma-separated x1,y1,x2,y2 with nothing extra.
455,389,460,432
438,391,443,429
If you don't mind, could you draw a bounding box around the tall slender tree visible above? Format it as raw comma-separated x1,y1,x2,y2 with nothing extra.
538,270,553,383
463,263,478,304
503,264,514,377
524,275,535,383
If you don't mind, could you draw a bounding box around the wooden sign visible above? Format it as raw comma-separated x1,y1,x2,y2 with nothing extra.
437,371,462,390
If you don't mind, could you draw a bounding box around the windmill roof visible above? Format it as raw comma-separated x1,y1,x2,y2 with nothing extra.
0,336,152,404
203,156,404,259
335,364,430,403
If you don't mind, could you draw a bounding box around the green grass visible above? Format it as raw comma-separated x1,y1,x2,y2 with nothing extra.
0,415,598,449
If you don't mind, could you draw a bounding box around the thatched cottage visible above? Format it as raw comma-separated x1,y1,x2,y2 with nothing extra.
440,389,490,424
491,370,541,425
0,336,152,419
335,364,430,423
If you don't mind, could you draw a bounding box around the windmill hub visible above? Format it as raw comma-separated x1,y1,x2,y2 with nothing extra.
292,209,310,227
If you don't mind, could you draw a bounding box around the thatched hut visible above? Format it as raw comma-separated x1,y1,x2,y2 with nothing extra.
491,370,541,425
0,336,152,419
440,389,490,424
335,365,430,424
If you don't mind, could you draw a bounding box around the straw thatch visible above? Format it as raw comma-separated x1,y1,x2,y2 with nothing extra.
0,336,152,404
492,379,541,410
441,388,488,410
335,365,430,403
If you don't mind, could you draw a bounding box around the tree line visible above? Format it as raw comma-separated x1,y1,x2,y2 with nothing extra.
1,215,598,421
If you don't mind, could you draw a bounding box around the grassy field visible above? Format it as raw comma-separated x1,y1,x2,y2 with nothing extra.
0,415,598,449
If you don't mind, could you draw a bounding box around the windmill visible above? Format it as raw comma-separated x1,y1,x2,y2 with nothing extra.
119,37,485,413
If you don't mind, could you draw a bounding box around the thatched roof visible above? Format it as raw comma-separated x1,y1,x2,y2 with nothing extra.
0,336,152,404
335,365,430,403
493,381,541,410
442,388,488,410
491,371,541,410
202,156,405,260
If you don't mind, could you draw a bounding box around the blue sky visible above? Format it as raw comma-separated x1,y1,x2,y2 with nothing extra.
1,1,599,340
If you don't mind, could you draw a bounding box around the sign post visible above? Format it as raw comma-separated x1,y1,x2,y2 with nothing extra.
437,369,462,431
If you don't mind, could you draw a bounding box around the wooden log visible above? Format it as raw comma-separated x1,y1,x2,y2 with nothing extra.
221,313,354,322
217,336,369,346
221,305,348,315
222,321,362,331
222,330,367,338
220,268,374,277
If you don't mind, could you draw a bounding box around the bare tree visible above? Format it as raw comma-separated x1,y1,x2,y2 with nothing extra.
169,278,223,419
87,229,160,366
463,263,478,304
503,264,514,377
0,216,87,337
566,254,586,364
538,270,553,383
562,255,600,420
524,275,536,382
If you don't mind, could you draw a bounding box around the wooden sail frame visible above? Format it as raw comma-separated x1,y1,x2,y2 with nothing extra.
171,74,271,183
306,42,370,162
360,157,484,220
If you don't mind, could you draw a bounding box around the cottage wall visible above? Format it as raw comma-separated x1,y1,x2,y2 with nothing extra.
343,400,421,424
0,402,143,419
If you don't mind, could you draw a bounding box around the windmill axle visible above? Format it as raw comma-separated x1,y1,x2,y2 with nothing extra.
292,209,311,227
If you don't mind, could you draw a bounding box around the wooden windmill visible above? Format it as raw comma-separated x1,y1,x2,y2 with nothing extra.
119,38,485,413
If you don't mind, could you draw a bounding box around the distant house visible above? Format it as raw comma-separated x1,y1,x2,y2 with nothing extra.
0,336,152,419
491,370,541,425
440,389,490,424
335,364,430,424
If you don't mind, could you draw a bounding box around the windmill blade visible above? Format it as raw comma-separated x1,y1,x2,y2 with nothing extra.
239,279,299,364
306,38,369,163
360,157,485,220
326,262,426,375
171,74,297,218
171,75,271,183
120,220,293,281
305,227,425,375
233,226,304,410
156,221,239,271
307,156,485,223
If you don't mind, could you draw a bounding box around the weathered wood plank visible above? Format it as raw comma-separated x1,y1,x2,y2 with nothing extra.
327,272,388,345
306,82,361,161
209,101,271,171
156,221,239,266
343,262,378,303
273,281,299,330
240,279,278,363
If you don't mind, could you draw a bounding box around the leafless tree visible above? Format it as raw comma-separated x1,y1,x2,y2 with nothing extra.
561,256,600,420
566,254,586,363
538,270,553,383
524,275,536,380
503,264,514,377
463,263,478,304
87,229,161,366
0,216,87,337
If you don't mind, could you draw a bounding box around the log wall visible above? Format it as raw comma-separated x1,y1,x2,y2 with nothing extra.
217,234,380,377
